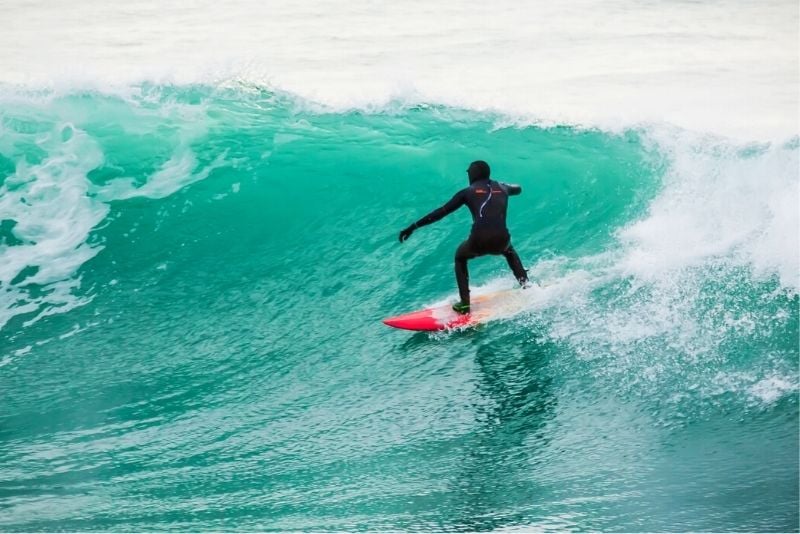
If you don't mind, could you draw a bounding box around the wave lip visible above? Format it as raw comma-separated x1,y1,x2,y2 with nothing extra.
1,0,798,141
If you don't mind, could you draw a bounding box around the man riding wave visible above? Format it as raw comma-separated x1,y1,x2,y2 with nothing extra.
398,160,529,314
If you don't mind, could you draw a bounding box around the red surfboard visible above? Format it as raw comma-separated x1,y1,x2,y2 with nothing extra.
383,289,520,331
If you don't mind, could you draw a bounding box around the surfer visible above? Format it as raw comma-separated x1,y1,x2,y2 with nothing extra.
398,160,529,314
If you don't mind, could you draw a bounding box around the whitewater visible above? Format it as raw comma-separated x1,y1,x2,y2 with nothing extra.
1,0,798,531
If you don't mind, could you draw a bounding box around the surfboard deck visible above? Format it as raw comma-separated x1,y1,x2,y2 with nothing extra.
383,288,523,331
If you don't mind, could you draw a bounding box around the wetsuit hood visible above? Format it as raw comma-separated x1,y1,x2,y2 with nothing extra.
467,160,490,184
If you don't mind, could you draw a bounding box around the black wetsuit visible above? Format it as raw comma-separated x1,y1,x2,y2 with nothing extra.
411,179,528,304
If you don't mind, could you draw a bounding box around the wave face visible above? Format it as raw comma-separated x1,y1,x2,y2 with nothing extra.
0,85,798,531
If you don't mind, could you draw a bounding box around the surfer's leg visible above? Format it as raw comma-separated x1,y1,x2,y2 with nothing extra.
502,244,529,286
454,240,478,306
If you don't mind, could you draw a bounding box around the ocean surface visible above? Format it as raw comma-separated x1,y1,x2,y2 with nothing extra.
1,1,798,531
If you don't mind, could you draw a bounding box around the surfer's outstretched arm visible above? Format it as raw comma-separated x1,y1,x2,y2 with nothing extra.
414,190,467,227
398,189,466,242
502,182,522,196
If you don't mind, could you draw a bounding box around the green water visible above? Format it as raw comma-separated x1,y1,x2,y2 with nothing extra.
1,86,797,531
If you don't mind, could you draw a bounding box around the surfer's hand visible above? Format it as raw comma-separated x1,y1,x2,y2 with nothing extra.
398,226,415,242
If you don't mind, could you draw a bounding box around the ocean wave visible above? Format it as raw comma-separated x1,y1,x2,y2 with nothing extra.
0,83,796,532
1,87,797,375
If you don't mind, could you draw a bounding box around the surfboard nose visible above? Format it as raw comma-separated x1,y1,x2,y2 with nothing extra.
382,310,442,331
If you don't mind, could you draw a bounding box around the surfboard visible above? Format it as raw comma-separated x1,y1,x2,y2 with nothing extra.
383,288,526,331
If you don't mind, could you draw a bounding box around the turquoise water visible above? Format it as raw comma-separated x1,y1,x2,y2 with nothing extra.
0,85,798,531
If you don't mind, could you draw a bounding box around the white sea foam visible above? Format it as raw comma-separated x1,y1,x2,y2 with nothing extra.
619,127,800,291
1,0,797,141
0,101,224,332
91,110,227,202
0,125,107,331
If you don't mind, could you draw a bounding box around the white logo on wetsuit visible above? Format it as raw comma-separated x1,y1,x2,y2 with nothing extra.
478,181,494,218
